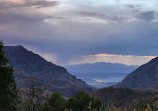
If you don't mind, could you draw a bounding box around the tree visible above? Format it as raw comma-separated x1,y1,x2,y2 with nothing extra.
67,91,102,111
0,41,17,111
91,98,103,110
18,76,50,111
40,92,67,111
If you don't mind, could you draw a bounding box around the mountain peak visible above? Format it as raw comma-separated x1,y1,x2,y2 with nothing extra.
149,56,158,63
3,45,94,97
115,56,158,89
5,45,25,49
16,45,24,48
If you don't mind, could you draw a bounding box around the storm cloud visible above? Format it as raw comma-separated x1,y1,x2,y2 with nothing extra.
0,0,158,65
135,11,156,21
0,0,58,9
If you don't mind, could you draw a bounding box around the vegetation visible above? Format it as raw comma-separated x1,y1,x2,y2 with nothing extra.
2,41,158,111
13,85,158,111
67,91,103,111
0,41,17,111
93,87,158,107
38,91,103,111
39,92,67,111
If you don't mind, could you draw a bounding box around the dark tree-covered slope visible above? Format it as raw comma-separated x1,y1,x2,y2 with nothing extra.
93,87,158,107
115,57,158,89
4,45,94,97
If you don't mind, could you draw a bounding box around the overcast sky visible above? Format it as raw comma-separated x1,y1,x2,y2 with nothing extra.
0,0,158,66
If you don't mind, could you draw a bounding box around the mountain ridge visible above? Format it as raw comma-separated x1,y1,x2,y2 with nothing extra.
65,62,138,74
65,62,138,88
115,56,158,89
4,45,94,97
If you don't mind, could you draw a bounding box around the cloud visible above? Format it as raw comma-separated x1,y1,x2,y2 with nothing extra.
38,53,59,65
0,0,58,26
0,0,59,39
127,5,136,9
75,11,127,23
135,11,156,21
2,18,158,65
68,53,156,66
126,4,140,9
1,0,158,66
0,0,58,9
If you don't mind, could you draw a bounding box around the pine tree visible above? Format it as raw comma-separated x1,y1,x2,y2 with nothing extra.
0,41,17,111
40,92,67,111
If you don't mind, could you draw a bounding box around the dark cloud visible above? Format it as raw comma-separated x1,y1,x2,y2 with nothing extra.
23,0,59,8
0,0,58,9
126,4,140,9
0,0,59,29
0,10,49,24
135,11,155,21
127,5,135,8
126,4,141,13
126,5,157,22
3,21,158,65
0,0,59,38
76,11,126,22
0,0,158,65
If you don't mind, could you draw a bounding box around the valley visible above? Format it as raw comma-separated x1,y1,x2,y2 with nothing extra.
65,63,138,88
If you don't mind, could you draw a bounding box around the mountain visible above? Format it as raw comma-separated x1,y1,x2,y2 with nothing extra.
4,45,94,97
93,87,158,107
93,57,158,108
65,63,138,88
115,56,158,89
65,62,138,74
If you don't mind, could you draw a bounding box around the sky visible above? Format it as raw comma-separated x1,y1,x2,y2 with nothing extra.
0,0,158,66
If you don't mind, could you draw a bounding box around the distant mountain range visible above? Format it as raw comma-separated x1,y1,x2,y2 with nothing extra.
115,56,158,89
65,62,138,74
65,63,138,88
93,56,158,107
4,45,94,97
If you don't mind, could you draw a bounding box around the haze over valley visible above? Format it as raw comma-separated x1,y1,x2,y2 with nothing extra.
65,62,138,88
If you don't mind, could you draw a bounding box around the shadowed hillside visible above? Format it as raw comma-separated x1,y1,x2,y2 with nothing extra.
93,87,158,107
115,57,158,89
4,45,94,97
